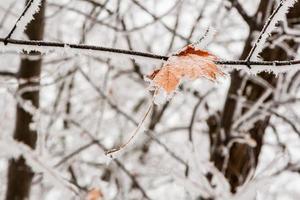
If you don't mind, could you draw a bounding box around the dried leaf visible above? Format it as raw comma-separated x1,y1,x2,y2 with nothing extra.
148,45,223,93
86,188,103,200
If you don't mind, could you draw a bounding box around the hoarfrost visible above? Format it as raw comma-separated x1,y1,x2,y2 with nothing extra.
248,0,297,60
10,0,42,39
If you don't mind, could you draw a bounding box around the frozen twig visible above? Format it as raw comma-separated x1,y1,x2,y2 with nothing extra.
0,139,80,195
1,38,300,74
246,0,297,61
105,101,153,156
4,0,42,42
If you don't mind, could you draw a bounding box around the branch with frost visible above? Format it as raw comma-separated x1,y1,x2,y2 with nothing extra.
232,89,272,130
4,0,42,42
246,0,298,61
1,37,300,74
0,139,80,195
8,67,187,171
68,120,152,200
231,95,300,136
77,67,188,166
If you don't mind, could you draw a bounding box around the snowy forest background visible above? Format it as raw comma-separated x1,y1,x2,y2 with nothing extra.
1,0,300,199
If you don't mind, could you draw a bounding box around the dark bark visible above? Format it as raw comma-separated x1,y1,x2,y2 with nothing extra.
208,0,300,193
5,1,45,200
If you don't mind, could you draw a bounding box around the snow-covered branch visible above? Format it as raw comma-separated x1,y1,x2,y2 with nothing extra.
4,0,42,41
1,37,300,74
246,0,298,60
0,139,80,195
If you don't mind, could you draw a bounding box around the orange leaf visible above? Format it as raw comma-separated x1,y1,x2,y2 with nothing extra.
149,65,181,93
149,45,223,93
86,188,103,200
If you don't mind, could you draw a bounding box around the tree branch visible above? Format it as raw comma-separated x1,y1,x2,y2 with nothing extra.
0,71,16,77
1,37,300,72
227,0,255,26
246,0,297,61
4,0,41,43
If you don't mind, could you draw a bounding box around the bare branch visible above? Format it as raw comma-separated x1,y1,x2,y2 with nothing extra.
227,0,255,26
0,71,16,77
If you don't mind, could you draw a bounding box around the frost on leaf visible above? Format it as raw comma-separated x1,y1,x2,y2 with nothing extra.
147,45,224,94
86,188,103,200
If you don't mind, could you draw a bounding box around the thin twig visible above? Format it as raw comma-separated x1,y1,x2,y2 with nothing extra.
131,0,188,42
246,0,286,61
1,37,300,68
0,71,16,77
78,68,187,166
188,90,213,141
105,101,153,155
4,0,36,43
68,120,152,200
227,0,254,26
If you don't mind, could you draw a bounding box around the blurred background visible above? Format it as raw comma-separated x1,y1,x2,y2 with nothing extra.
0,0,300,199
